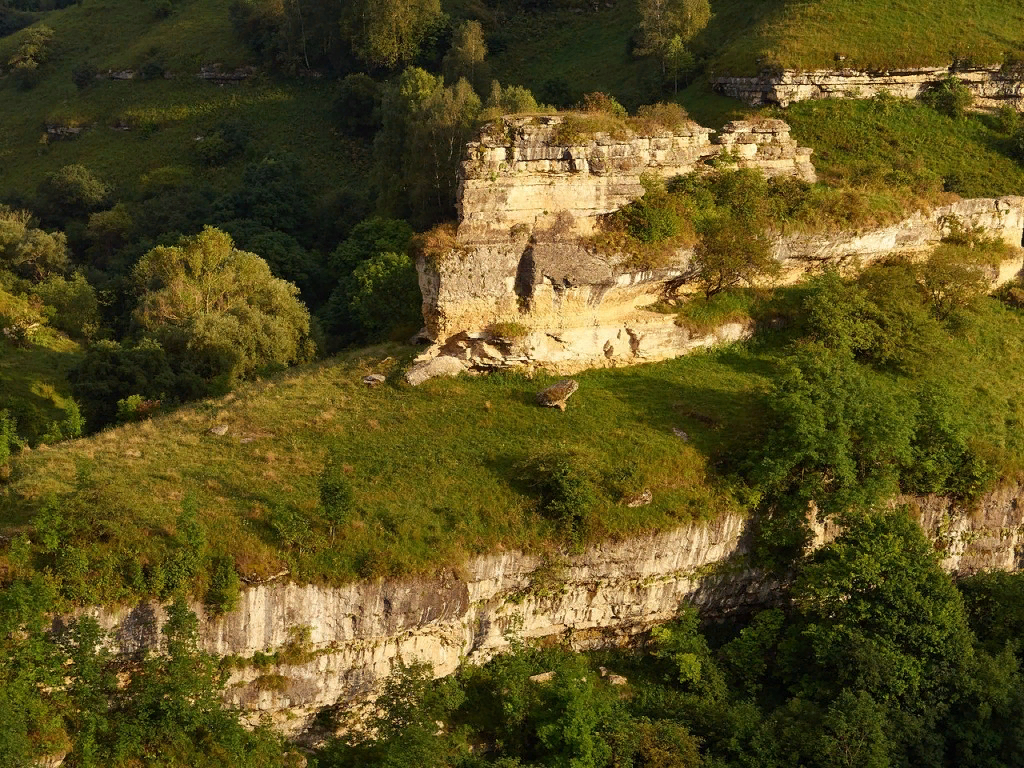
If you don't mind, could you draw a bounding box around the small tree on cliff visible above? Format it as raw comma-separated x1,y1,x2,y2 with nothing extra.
691,215,779,298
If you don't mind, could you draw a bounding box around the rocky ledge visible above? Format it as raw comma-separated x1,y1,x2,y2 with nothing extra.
82,485,1024,739
712,65,1024,108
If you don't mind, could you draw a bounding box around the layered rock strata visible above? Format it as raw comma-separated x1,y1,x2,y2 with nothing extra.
457,115,815,242
416,114,1024,378
414,115,820,377
713,65,1024,108
83,486,1024,738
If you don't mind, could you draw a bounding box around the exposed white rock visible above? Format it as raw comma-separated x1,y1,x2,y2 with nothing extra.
405,355,467,386
713,66,1024,109
81,484,1024,738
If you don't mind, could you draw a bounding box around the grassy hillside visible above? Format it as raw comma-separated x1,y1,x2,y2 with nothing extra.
0,341,766,593
0,0,366,201
4,284,1024,603
0,325,82,446
703,0,1024,75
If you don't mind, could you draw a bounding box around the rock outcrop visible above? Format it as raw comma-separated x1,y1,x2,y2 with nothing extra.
413,113,1024,379
81,485,1024,739
457,116,814,242
414,115,819,377
713,65,1024,108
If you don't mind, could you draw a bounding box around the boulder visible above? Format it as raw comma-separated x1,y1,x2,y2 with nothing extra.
405,355,467,386
536,379,579,411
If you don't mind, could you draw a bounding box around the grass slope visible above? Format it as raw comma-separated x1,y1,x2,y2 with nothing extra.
0,0,366,201
4,291,1024,599
0,341,770,591
0,326,82,446
704,0,1024,75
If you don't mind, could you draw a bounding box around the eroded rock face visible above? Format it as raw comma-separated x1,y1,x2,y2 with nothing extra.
82,485,1024,739
713,66,1024,109
417,113,1024,376
457,115,815,243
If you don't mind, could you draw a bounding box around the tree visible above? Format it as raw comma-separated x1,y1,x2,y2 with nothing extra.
335,73,383,137
373,68,481,225
635,0,710,79
347,251,422,341
691,215,779,297
37,165,111,221
916,243,995,320
341,0,444,71
783,508,976,712
132,226,314,385
69,338,179,429
320,217,415,345
0,206,69,281
443,20,488,94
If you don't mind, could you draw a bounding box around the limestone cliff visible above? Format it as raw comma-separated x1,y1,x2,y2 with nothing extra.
713,65,1024,108
84,486,1024,739
413,113,1024,379
457,115,814,242
414,115,821,377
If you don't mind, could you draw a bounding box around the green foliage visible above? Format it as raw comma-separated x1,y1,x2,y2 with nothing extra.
319,445,354,541
322,217,416,346
0,409,22,470
37,164,111,221
132,226,314,385
692,215,778,297
958,571,1024,656
69,337,177,429
520,446,597,534
35,272,99,338
748,343,916,563
335,73,382,138
205,554,241,615
921,76,974,119
374,67,482,225
444,20,489,95
340,0,444,70
651,604,727,699
0,205,69,281
785,508,975,712
7,23,54,89
347,250,422,341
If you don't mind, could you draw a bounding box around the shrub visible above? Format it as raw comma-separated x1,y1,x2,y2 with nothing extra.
581,91,627,118
520,447,596,534
0,409,22,471
319,446,354,541
488,321,530,339
205,555,241,615
37,165,111,220
334,73,382,138
35,273,99,338
70,62,96,90
921,76,973,119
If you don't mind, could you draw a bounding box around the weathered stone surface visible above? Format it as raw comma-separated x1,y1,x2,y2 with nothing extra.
419,193,1023,372
208,424,229,436
536,379,579,410
362,374,386,387
405,355,467,386
713,66,1024,109
419,113,1024,374
81,483,1024,738
457,115,815,243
